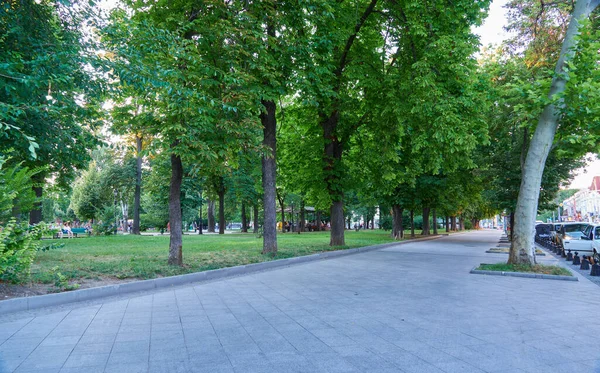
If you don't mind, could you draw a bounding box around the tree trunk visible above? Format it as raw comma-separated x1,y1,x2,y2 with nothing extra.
392,204,403,240
168,152,183,266
510,0,599,265
445,216,449,232
509,211,515,242
451,216,457,231
330,200,345,246
459,216,464,231
207,199,215,233
29,182,43,224
132,135,142,235
261,99,278,254
218,178,225,235
410,210,415,238
241,202,248,233
422,207,431,236
433,209,438,235
316,211,322,231
253,203,259,234
321,109,346,246
198,199,203,235
347,215,351,230
300,199,305,232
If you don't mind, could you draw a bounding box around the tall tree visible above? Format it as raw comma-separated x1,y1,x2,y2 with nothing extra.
509,0,600,264
0,0,102,224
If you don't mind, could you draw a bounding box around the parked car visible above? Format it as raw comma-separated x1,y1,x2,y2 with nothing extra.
555,222,590,251
562,223,599,258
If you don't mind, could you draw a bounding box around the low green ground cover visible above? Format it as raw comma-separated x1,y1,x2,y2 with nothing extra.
31,230,423,285
477,263,572,276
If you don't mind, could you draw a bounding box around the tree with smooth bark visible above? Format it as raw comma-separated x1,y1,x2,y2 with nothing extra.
509,0,600,264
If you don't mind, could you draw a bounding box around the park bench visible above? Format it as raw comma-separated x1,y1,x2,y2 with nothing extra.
54,227,90,239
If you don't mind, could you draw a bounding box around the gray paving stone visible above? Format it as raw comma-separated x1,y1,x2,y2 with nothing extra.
6,231,600,372
61,352,109,369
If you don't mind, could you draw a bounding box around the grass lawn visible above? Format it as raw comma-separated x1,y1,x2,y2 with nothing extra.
477,263,572,276
31,230,425,286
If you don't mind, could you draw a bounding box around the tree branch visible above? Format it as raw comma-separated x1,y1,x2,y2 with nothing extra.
334,0,379,80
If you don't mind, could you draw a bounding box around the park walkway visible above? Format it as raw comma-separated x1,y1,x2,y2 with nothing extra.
1,230,599,373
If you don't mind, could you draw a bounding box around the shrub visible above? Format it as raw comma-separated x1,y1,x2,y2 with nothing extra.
0,220,42,283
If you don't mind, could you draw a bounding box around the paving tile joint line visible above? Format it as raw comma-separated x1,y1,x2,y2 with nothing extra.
0,234,445,315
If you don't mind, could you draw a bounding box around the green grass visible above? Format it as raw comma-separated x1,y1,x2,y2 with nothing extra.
477,263,572,276
32,230,420,284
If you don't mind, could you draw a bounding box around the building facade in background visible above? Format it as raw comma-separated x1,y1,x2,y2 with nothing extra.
562,176,600,222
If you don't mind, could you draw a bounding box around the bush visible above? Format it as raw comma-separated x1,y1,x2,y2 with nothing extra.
379,215,392,231
464,220,473,230
0,220,44,283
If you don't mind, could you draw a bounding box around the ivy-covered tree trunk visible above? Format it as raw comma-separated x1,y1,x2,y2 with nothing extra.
432,209,438,235
410,210,415,238
253,203,259,234
207,199,215,233
510,0,599,265
261,99,278,254
132,135,142,235
168,152,183,266
422,207,431,236
241,202,248,233
218,178,225,235
392,204,403,240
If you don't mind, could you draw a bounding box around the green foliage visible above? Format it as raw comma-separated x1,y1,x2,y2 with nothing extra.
0,219,46,283
0,0,102,190
49,266,80,291
0,158,44,223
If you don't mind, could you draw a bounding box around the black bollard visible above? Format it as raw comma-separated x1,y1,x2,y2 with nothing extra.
572,253,581,265
581,256,590,270
591,263,600,276
566,250,573,261
561,248,567,258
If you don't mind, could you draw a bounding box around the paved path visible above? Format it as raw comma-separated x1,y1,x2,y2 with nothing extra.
1,230,600,373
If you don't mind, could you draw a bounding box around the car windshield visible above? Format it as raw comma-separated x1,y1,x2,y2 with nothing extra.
565,224,588,232
596,227,600,239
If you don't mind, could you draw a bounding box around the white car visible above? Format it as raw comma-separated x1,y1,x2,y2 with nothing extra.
562,224,600,260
